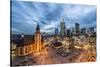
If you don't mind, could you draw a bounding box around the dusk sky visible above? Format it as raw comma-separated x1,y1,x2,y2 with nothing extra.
11,1,96,34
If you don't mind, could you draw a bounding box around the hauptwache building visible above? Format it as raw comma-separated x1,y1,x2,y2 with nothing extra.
11,24,44,57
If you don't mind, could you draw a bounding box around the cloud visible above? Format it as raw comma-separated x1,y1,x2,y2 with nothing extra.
11,1,96,34
41,20,59,33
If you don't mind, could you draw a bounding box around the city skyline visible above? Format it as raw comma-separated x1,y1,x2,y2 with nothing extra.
11,1,96,34
11,1,97,66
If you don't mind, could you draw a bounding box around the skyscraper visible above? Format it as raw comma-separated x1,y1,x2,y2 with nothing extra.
55,28,59,35
60,18,66,36
70,27,75,35
89,27,94,34
67,29,71,36
75,23,80,35
34,24,43,52
81,28,86,35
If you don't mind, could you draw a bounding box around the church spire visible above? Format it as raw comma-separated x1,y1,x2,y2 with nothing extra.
36,22,40,32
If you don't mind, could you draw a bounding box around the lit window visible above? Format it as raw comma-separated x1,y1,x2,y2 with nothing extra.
18,47,23,56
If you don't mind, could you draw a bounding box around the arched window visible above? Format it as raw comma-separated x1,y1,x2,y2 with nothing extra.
29,45,33,54
24,46,28,55
18,47,23,56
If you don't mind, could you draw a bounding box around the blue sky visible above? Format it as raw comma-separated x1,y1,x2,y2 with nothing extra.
11,1,96,34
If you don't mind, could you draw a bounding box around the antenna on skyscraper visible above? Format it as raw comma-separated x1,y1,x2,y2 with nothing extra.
61,17,65,22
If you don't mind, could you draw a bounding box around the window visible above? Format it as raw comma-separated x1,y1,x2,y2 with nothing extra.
18,47,23,56
29,45,33,53
24,46,28,55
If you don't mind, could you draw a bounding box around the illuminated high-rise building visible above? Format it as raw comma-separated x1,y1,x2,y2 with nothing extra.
81,28,86,35
89,27,94,34
75,23,80,35
67,29,71,36
60,18,66,36
55,28,59,35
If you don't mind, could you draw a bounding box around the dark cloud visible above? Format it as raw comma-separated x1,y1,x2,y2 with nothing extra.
11,1,96,34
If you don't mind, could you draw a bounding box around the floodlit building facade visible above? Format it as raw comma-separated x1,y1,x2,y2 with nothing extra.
11,24,44,57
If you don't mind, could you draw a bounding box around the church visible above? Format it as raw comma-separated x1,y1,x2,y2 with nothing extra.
11,24,44,57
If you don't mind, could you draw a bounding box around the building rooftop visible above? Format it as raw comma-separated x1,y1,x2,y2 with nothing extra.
11,34,34,47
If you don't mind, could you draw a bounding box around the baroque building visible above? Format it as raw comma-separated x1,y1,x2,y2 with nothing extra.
11,24,44,57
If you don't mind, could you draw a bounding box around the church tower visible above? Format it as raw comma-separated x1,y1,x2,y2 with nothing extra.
34,24,43,52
